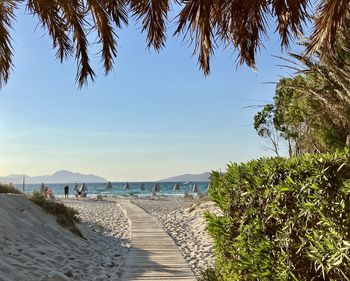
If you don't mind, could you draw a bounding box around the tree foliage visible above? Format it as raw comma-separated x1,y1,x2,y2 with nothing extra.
0,0,349,87
254,11,350,155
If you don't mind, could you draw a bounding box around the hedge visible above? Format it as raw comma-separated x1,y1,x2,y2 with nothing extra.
206,150,350,280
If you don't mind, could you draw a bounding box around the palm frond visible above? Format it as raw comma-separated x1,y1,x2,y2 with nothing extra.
87,0,118,74
272,0,309,47
57,0,95,88
102,0,128,28
130,0,170,50
27,0,74,63
0,0,16,87
232,0,268,68
175,0,215,75
307,0,349,56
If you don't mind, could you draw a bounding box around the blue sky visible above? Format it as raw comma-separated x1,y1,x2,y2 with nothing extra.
0,7,301,181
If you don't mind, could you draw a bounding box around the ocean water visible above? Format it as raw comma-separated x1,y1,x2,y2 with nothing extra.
13,182,210,198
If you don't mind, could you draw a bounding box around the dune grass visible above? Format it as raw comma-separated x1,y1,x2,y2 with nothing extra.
0,184,23,194
29,192,84,239
0,184,84,238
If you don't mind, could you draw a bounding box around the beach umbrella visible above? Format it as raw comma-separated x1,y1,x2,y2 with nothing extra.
79,183,87,192
192,183,200,193
124,182,129,190
140,183,145,191
151,183,157,196
173,183,180,191
152,182,160,193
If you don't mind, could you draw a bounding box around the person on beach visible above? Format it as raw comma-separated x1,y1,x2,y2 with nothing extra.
47,189,55,199
73,183,79,199
40,183,45,194
64,184,69,199
44,186,48,198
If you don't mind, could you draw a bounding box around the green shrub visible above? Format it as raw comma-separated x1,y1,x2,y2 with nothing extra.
0,184,22,194
197,268,223,281
29,192,84,239
206,150,350,280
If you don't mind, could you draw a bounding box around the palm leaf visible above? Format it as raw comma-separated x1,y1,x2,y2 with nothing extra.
307,0,349,56
0,0,16,87
175,0,215,75
87,0,118,74
130,0,170,50
27,0,74,62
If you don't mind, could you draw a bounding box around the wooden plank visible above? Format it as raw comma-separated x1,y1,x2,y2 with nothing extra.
118,201,196,281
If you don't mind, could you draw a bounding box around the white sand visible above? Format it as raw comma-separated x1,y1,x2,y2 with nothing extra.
0,193,219,280
0,194,130,281
131,196,221,277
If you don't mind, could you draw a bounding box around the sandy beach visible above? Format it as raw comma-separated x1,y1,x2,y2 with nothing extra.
0,194,218,280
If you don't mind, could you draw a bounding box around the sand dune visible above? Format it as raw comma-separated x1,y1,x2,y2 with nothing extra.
0,194,130,281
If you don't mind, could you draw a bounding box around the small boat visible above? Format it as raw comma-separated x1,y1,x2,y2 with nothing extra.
182,181,191,185
107,181,113,190
124,182,129,190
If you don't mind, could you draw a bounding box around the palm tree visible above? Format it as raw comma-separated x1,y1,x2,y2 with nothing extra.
0,0,348,88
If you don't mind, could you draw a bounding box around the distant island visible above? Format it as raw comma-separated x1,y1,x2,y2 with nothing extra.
0,170,107,184
160,172,210,182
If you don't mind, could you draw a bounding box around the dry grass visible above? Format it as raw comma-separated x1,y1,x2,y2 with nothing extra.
29,192,84,239
0,184,22,194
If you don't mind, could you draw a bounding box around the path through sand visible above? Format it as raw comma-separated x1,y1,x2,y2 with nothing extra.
119,200,196,281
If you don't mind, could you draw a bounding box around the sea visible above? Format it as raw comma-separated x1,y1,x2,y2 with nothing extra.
12,182,210,198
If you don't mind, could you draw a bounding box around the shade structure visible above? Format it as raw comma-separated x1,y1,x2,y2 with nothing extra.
124,182,129,190
107,181,112,190
140,183,145,191
152,182,160,194
192,183,200,193
173,183,180,191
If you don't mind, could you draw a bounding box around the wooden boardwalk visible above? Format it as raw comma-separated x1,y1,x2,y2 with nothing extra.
119,200,196,281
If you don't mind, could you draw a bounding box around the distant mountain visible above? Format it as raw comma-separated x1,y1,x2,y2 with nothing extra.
160,172,210,182
0,170,107,184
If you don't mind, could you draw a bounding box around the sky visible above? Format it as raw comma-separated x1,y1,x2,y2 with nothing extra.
0,6,302,181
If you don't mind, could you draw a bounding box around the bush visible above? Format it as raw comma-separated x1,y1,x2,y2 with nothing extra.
0,184,22,194
29,192,84,239
206,150,350,280
197,268,223,281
